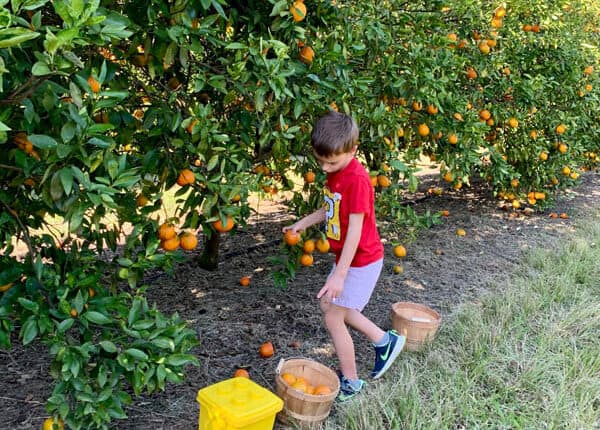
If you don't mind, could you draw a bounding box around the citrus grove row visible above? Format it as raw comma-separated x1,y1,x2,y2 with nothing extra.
1,0,599,428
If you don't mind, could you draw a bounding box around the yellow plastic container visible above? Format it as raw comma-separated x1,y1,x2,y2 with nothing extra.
197,377,284,430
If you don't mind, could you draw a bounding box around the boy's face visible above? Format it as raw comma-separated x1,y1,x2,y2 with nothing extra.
313,146,357,174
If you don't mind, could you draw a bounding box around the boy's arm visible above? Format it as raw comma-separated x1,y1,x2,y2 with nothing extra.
282,207,326,233
317,212,363,301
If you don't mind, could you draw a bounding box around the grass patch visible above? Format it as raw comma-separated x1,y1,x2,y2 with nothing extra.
329,214,600,429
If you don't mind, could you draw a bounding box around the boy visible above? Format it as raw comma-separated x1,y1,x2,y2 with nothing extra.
283,111,405,401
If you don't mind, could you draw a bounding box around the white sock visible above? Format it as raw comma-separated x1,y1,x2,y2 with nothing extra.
373,331,389,347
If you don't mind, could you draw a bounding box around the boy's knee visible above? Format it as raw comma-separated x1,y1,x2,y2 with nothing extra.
319,296,333,314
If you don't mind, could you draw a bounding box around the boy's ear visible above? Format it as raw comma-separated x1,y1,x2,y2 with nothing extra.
351,145,358,155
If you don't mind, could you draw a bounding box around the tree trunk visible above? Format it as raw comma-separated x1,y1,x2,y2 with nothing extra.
197,232,220,270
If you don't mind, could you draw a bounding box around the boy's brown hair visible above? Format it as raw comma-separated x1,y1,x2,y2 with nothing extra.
311,111,359,157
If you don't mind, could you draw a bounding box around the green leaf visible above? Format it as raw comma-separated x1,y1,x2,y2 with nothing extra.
211,0,226,18
17,297,39,312
29,134,58,149
206,154,219,171
59,167,73,195
125,348,148,361
151,337,175,351
87,137,111,148
99,340,117,353
20,317,38,345
57,318,75,333
165,353,199,367
60,122,76,143
31,61,51,76
0,27,40,48
85,311,112,325
225,42,247,50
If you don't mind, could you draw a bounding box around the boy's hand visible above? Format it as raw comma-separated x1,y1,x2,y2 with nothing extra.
282,223,301,234
317,272,344,301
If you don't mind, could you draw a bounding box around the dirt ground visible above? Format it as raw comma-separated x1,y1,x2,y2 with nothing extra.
1,170,599,430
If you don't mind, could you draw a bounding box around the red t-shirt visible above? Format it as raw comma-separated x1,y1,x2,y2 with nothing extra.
323,158,384,267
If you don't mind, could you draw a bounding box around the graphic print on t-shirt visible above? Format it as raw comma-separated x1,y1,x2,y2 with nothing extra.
323,187,341,240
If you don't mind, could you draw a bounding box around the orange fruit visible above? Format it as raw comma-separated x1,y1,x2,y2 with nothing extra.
549,212,558,219
491,17,503,28
370,174,378,187
88,287,95,298
426,104,438,115
393,245,407,258
167,76,181,90
440,210,450,217
534,192,546,200
290,0,306,22
559,213,568,219
583,65,594,75
456,228,466,237
299,253,313,266
234,368,250,378
213,216,234,233
313,385,333,395
69,309,78,318
176,169,195,186
511,199,521,209
136,194,149,207
494,6,506,18
443,171,454,183
558,143,568,154
284,229,301,246
259,341,274,358
466,67,478,79
291,379,308,393
448,134,458,145
539,151,548,161
0,283,13,293
555,124,566,134
303,239,315,254
510,178,519,188
304,171,316,184
87,76,101,93
239,276,251,287
478,41,490,54
508,118,519,128
417,123,430,137
158,223,177,241
393,265,403,274
412,101,423,111
479,109,491,120
161,236,180,252
562,166,571,176
316,238,330,253
299,46,314,64
43,417,64,430
180,232,198,250
377,175,391,188
281,373,297,385
186,119,198,134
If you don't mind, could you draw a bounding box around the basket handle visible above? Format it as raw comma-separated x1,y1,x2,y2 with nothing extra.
275,356,309,375
275,358,285,374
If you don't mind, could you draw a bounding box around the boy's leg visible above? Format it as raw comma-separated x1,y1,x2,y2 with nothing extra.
345,309,405,380
320,300,358,380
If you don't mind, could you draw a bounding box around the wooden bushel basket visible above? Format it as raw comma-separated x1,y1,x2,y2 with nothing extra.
391,302,441,351
275,358,340,429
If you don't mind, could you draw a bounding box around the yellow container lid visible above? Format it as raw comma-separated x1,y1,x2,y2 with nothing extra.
197,378,283,428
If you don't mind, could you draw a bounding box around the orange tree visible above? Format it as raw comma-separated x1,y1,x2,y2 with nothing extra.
1,0,599,428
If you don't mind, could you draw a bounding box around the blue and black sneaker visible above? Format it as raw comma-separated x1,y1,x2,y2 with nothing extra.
371,330,406,379
337,372,366,402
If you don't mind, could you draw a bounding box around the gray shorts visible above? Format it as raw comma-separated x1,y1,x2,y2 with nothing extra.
330,259,383,311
